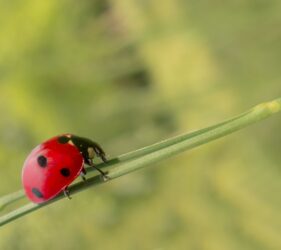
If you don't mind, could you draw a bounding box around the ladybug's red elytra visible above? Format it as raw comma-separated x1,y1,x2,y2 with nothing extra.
22,134,108,204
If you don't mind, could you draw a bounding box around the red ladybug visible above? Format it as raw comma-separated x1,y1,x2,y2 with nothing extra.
22,134,107,204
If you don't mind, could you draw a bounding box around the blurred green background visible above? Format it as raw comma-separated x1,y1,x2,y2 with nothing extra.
1,0,281,249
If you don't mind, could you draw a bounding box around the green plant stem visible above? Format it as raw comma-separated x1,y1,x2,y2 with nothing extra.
3,108,251,207
0,98,280,227
0,108,250,208
0,190,25,211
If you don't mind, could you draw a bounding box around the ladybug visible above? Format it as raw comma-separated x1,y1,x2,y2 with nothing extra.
22,134,108,204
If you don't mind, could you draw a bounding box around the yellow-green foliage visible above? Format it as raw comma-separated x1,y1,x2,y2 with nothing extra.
0,0,281,249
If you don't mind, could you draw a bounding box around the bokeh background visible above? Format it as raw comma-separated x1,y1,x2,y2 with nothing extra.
1,1,281,249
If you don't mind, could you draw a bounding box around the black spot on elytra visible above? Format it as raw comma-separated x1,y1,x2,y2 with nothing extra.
37,155,47,167
60,168,70,177
58,136,70,144
32,188,44,198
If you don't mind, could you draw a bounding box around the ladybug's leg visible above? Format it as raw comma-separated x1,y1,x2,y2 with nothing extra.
80,168,87,181
63,187,72,200
92,144,107,163
89,159,109,181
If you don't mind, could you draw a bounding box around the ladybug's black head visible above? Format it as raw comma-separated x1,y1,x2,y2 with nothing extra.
57,134,106,164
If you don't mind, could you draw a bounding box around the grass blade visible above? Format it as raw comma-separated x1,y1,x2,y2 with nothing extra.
0,98,280,227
